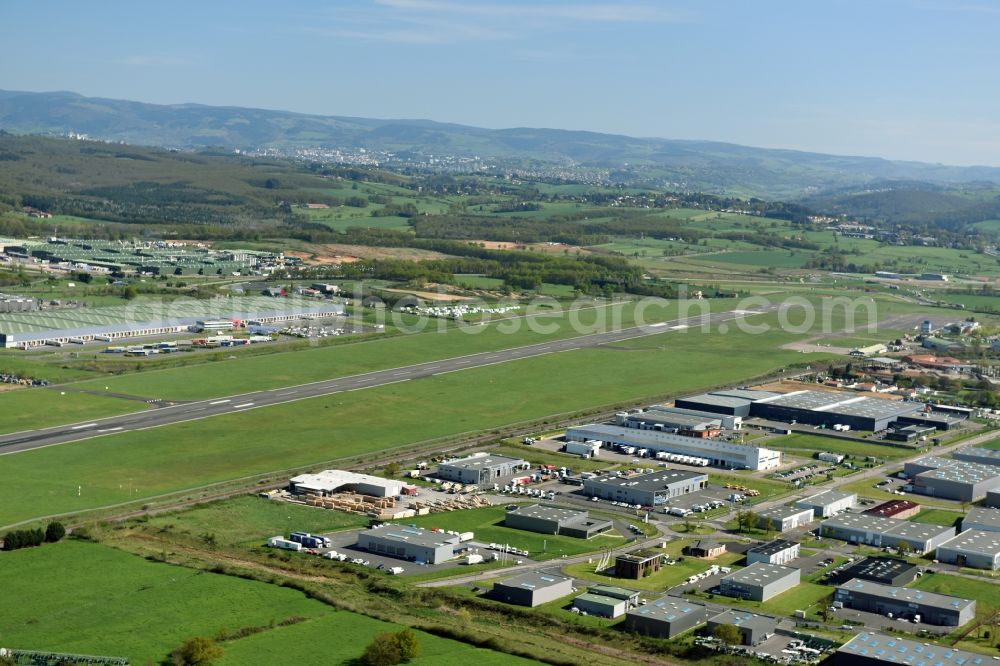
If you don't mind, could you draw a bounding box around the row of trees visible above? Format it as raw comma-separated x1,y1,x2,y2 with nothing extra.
1,521,65,551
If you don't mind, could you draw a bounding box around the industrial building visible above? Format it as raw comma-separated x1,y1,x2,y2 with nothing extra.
674,389,780,417
963,506,1000,533
834,579,975,626
435,452,529,485
615,549,665,579
288,470,406,498
565,424,781,470
828,557,920,587
564,439,601,458
756,505,815,533
750,390,923,431
648,405,743,430
675,388,927,432
356,525,460,565
0,297,344,349
745,539,800,566
718,562,801,602
617,409,724,437
936,530,1000,570
904,456,1000,502
582,469,707,507
819,513,955,554
504,505,613,539
491,572,574,607
795,489,857,518
833,632,985,666
622,596,708,639
572,585,640,618
862,499,921,520
953,446,1000,468
0,294,37,313
987,489,1000,509
885,424,936,442
705,610,778,646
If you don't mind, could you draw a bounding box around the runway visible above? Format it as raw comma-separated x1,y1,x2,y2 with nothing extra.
0,306,775,455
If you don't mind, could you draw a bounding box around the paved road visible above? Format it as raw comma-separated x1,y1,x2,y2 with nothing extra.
0,306,776,456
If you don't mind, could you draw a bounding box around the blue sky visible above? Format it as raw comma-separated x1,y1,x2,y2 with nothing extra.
4,0,999,165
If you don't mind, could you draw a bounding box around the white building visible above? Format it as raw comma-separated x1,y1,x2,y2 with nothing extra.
565,424,780,470
795,489,857,518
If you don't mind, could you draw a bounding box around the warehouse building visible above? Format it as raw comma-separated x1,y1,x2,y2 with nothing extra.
936,530,1000,570
436,452,529,485
862,499,921,520
504,505,613,539
746,539,800,566
288,470,405,498
674,389,780,417
647,405,743,430
962,506,1000,533
750,390,924,432
582,469,708,507
623,596,708,639
953,446,1000,468
615,549,665,579
564,439,601,458
572,585,640,618
885,424,936,442
0,294,37,313
718,562,801,602
706,610,778,646
676,388,927,431
0,297,344,348
617,410,723,437
491,572,574,608
828,557,920,587
834,579,975,626
986,489,1000,509
565,424,781,470
833,632,985,666
819,513,955,554
904,456,1000,502
756,505,815,533
795,489,857,518
357,525,460,565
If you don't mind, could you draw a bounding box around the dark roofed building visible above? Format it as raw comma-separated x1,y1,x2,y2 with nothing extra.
828,557,920,587
615,549,665,579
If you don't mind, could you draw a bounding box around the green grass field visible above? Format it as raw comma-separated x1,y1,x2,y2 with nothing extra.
910,508,963,526
395,506,629,560
692,581,834,619
0,310,821,527
216,612,541,666
0,539,537,666
562,538,744,592
765,433,915,461
140,495,369,547
0,539,327,663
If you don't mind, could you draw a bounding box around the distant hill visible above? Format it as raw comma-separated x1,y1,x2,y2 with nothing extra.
803,180,1000,228
2,89,1000,199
